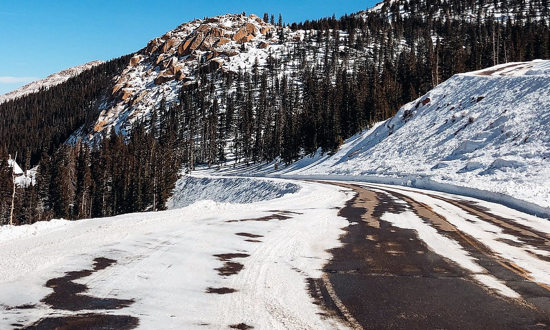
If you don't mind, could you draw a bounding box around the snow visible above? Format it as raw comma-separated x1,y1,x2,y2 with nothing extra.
7,158,23,175
364,0,550,23
0,178,351,329
7,158,35,187
263,60,550,212
0,61,103,104
167,174,300,209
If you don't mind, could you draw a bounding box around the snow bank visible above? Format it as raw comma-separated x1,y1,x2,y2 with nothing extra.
167,175,301,209
272,60,550,214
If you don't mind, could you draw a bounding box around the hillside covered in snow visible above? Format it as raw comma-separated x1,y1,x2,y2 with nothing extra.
0,61,104,105
273,60,550,210
364,0,550,22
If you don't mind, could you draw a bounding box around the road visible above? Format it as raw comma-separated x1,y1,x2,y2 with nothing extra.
1,179,550,329
315,181,550,329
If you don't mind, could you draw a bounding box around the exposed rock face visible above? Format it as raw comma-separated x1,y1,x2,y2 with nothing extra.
259,41,269,49
132,91,148,106
129,55,143,67
121,88,133,101
210,27,224,38
162,37,180,53
215,37,231,46
164,57,178,71
238,34,255,44
146,38,163,54
233,28,248,41
93,120,106,133
156,53,167,65
154,71,175,85
112,84,123,95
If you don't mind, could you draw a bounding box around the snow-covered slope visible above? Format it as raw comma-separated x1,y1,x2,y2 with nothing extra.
364,0,550,23
267,60,550,210
73,13,369,142
0,61,104,104
69,5,549,143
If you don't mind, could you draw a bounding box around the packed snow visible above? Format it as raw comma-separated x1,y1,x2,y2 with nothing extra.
363,182,550,296
0,178,351,329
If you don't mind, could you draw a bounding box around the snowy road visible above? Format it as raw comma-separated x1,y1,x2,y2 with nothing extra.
317,181,550,329
1,178,550,329
0,180,351,329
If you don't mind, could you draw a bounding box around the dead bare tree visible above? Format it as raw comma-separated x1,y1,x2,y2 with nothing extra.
9,152,17,226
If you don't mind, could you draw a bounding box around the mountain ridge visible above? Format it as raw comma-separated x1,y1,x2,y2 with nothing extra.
0,60,104,105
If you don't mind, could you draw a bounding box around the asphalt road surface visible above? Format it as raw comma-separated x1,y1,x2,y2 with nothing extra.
314,182,550,329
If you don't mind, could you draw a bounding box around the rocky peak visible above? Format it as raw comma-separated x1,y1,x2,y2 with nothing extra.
91,14,279,136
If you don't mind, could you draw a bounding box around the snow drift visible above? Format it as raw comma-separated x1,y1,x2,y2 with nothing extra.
167,175,300,209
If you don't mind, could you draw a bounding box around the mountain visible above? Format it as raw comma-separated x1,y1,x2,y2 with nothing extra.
0,1,549,224
0,61,104,104
364,0,550,22
70,0,549,143
273,60,550,210
80,14,279,138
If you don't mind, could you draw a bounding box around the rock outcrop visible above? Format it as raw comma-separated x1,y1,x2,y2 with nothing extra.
129,55,143,67
154,71,175,85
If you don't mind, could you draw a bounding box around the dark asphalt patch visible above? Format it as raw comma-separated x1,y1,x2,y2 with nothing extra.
41,257,134,311
206,287,237,294
229,323,254,329
235,232,263,238
226,213,291,223
22,313,138,330
23,257,138,329
214,253,249,276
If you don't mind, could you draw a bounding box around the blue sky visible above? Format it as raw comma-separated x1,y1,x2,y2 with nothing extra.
0,0,378,95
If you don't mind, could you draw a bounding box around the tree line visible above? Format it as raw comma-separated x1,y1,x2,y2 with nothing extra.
1,0,548,224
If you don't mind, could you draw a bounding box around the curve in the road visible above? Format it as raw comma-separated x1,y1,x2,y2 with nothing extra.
318,182,550,329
